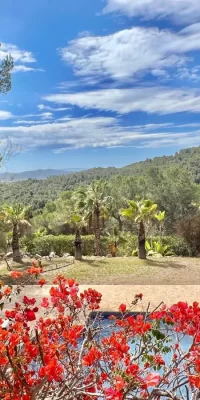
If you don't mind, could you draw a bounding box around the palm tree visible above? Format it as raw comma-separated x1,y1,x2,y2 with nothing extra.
0,204,31,262
76,181,112,256
121,199,158,259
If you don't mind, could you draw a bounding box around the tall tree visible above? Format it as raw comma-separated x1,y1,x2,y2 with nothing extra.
122,199,158,259
76,181,112,256
0,44,13,94
0,204,31,262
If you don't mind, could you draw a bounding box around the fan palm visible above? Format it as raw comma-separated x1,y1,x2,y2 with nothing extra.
121,199,158,259
0,204,31,262
76,181,112,256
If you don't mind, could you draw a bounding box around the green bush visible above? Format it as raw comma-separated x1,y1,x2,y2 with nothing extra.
21,235,110,257
158,235,190,257
117,232,138,256
0,233,7,252
21,233,190,257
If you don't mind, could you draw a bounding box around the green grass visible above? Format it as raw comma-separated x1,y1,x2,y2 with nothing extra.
43,257,169,284
1,256,199,285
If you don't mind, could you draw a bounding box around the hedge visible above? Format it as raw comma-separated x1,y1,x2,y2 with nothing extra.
21,233,190,257
21,235,109,257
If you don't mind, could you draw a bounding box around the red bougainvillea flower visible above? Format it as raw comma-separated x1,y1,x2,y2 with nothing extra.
80,288,102,310
104,388,123,400
146,373,161,387
189,375,200,389
10,271,23,279
24,308,38,321
152,355,165,366
23,296,36,306
40,297,50,308
135,293,143,300
26,264,43,275
3,287,12,296
119,304,126,313
82,347,102,366
38,278,46,287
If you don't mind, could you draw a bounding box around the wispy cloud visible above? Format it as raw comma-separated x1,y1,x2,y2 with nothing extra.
40,112,53,120
13,120,52,125
1,117,200,151
59,24,200,82
37,104,70,112
103,0,200,24
13,65,45,73
44,86,200,115
0,111,13,120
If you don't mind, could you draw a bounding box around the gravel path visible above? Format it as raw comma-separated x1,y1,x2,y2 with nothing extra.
1,285,199,315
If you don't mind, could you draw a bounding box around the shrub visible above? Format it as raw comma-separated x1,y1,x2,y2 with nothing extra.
177,215,200,256
116,232,138,256
159,235,190,257
21,233,189,257
21,234,110,256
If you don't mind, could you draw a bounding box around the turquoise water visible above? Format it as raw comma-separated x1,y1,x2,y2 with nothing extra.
90,313,193,398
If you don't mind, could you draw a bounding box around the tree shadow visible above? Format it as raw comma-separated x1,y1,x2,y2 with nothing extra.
145,258,186,270
80,259,108,267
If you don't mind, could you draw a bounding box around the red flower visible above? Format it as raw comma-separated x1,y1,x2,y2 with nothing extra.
24,309,37,321
136,293,143,300
4,287,12,296
82,347,102,366
40,297,49,308
146,373,160,387
38,278,46,287
10,271,23,279
119,304,126,313
23,296,36,306
0,357,8,366
26,265,43,275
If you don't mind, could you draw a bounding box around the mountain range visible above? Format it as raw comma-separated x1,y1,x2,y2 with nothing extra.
0,146,200,209
0,169,82,182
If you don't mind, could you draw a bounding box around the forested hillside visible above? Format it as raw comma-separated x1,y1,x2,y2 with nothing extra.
0,146,200,210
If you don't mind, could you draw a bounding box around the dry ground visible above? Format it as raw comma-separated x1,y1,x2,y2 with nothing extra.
0,256,200,285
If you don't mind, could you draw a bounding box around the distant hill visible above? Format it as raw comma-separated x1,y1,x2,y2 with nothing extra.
0,169,82,182
0,146,200,209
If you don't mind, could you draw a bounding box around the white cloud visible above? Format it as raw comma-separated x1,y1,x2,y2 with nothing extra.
13,120,52,125
103,0,200,24
0,111,13,120
140,134,200,149
1,117,200,151
0,42,36,63
37,104,70,112
0,42,43,73
60,24,200,81
13,65,45,73
44,87,200,115
39,112,53,120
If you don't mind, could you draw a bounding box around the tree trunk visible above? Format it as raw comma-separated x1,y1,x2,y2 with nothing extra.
94,207,101,256
118,217,123,232
74,230,82,261
12,223,21,262
138,220,146,260
113,214,123,232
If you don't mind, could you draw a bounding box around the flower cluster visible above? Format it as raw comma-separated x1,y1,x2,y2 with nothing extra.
0,268,199,399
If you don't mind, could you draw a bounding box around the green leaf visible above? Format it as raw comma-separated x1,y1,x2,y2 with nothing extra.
71,215,82,223
132,249,138,257
152,329,166,340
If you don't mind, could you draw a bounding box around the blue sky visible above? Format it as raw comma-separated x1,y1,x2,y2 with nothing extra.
1,0,200,171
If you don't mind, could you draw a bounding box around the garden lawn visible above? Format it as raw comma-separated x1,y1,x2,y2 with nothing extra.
42,256,200,285
1,256,200,285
